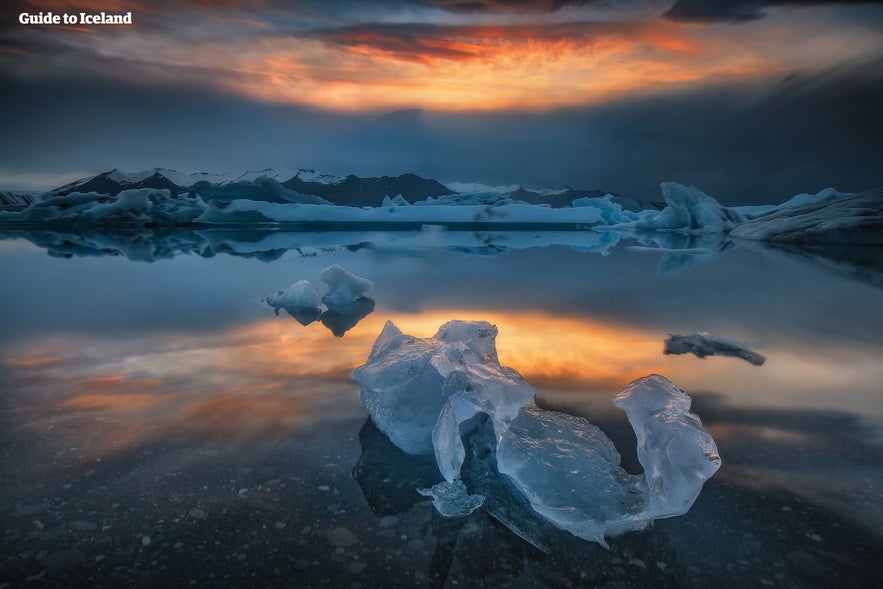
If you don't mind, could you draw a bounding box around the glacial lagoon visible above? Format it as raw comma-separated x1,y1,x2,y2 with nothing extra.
1,228,881,588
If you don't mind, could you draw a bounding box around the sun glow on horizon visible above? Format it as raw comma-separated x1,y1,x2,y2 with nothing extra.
5,3,880,113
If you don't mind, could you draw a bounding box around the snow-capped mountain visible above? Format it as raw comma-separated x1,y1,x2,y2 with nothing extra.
41,167,639,209
46,167,459,207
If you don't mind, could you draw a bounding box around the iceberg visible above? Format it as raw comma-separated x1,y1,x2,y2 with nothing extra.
265,265,375,336
729,189,883,245
263,280,323,325
319,264,374,311
0,189,206,226
664,332,765,365
351,320,720,547
613,183,745,234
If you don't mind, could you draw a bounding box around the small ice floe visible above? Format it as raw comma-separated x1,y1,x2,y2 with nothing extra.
264,280,323,325
664,332,765,366
263,265,374,336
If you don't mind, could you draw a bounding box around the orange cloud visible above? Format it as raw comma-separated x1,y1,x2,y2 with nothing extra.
2,354,65,368
216,19,775,111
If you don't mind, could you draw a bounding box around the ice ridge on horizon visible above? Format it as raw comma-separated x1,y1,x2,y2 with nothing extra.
1,167,878,245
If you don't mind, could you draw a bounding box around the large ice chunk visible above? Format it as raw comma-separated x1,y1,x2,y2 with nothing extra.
664,332,765,365
352,320,721,547
351,320,535,456
495,403,646,545
613,375,721,518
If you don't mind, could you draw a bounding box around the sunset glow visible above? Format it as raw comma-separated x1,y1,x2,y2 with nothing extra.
4,2,881,111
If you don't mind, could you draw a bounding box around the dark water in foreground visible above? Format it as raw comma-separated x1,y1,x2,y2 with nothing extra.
1,229,881,588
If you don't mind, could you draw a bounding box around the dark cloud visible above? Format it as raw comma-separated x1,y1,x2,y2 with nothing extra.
1,59,882,203
426,0,598,11
665,0,883,23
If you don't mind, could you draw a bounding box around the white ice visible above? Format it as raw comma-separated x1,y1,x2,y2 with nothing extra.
263,280,323,325
319,264,374,311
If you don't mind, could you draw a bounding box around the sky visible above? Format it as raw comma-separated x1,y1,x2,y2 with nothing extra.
1,0,882,203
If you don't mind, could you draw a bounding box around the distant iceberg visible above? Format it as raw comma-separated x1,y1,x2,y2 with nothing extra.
264,280,323,325
264,265,375,336
352,320,720,547
612,183,745,234
664,332,766,366
319,264,374,310
730,189,883,245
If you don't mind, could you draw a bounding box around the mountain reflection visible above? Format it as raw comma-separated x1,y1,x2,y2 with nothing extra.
4,227,881,292
0,226,705,265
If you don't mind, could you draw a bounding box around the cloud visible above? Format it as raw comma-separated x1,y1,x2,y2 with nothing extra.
1,58,882,203
665,0,883,23
426,0,600,11
314,20,655,64
3,0,881,112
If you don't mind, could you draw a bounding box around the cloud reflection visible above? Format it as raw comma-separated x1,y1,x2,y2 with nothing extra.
1,280,882,483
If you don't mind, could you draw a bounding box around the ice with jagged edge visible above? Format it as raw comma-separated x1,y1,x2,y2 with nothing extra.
664,332,766,365
351,320,721,546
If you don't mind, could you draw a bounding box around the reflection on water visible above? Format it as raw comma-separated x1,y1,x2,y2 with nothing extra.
1,231,882,587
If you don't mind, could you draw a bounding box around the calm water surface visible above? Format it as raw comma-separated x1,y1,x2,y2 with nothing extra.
1,231,881,588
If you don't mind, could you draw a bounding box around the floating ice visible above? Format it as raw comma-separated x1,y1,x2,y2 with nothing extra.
664,332,765,365
265,266,375,336
264,280,323,325
351,320,721,547
319,264,374,311
613,183,745,234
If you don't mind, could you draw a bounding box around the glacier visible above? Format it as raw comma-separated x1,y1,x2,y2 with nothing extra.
664,332,766,366
351,320,721,547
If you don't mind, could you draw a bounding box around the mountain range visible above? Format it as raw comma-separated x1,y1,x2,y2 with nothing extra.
3,167,639,210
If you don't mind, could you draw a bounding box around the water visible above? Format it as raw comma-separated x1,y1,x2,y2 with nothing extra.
1,229,881,588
